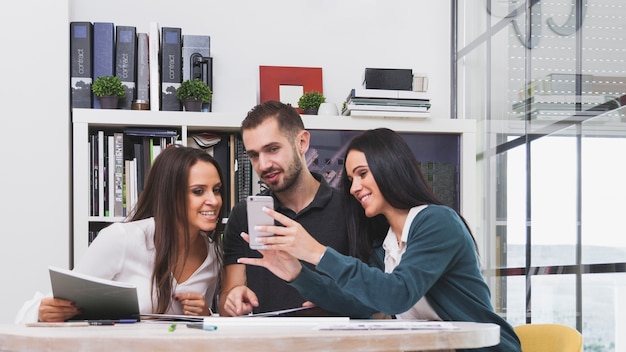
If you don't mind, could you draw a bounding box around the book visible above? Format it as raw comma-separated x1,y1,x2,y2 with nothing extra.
124,159,131,216
97,131,105,216
129,158,138,212
49,266,140,321
136,33,150,104
148,22,160,111
107,135,115,217
70,22,93,108
235,135,252,203
512,94,608,112
113,132,124,217
349,88,430,101
160,27,182,111
191,132,221,148
343,109,431,119
90,134,99,216
344,103,429,112
92,22,115,109
211,134,232,216
124,127,179,139
115,26,137,110
347,97,431,108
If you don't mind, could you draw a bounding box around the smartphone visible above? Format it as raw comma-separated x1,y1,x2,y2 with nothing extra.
246,195,275,250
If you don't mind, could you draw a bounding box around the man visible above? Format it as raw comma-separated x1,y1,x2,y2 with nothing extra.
219,101,349,316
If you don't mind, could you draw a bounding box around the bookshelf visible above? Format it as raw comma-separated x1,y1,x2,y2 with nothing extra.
72,108,476,265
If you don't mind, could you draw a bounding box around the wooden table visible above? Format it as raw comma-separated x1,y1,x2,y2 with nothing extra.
0,320,499,351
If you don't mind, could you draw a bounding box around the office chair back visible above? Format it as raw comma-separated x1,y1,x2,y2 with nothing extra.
514,324,583,352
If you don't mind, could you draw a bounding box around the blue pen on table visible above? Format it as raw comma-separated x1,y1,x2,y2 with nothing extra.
186,322,218,331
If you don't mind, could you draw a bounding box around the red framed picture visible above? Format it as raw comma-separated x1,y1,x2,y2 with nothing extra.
259,66,323,113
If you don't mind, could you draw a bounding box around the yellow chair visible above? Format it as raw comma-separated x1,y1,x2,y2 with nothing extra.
514,324,583,352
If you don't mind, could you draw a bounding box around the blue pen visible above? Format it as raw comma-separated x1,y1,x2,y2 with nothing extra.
186,322,218,331
88,319,138,326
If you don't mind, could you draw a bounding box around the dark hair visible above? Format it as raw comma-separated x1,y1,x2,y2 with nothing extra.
340,128,476,263
241,100,304,141
129,145,225,313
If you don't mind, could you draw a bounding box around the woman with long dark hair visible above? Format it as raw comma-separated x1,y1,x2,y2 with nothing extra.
18,145,225,322
239,128,521,352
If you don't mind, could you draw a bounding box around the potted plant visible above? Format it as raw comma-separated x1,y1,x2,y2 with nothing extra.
176,79,212,112
297,90,326,115
91,75,125,109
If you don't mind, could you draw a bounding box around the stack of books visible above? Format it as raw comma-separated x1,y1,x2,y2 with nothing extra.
341,88,431,118
511,94,614,120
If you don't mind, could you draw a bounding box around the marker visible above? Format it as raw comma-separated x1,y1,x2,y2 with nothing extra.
186,322,218,331
168,323,177,332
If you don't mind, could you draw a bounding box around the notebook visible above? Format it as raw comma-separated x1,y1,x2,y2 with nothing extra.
49,266,140,321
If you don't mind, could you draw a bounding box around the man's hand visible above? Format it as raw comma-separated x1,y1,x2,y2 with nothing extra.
220,285,259,316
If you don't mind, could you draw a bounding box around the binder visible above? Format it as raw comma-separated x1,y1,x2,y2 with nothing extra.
70,22,93,108
115,26,137,110
160,27,182,111
136,33,150,104
92,22,115,109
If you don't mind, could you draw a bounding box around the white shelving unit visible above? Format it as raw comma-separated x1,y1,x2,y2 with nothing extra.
72,108,476,265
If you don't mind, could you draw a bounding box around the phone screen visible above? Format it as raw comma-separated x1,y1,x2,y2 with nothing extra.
246,196,275,250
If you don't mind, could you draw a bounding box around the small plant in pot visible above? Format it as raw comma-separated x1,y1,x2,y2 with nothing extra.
176,79,212,112
91,75,125,109
297,90,326,115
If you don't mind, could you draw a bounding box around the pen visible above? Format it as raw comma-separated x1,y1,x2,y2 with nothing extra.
186,322,218,331
89,320,115,326
87,319,138,326
168,323,177,332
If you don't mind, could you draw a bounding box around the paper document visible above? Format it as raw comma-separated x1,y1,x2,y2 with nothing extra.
49,266,140,321
317,320,458,330
203,316,349,327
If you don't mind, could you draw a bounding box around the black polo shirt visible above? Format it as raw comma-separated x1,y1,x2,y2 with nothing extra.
223,172,349,314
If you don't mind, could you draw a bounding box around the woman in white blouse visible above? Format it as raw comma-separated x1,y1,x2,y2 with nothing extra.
17,145,225,323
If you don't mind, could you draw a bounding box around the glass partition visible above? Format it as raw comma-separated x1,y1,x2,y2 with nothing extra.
456,1,626,350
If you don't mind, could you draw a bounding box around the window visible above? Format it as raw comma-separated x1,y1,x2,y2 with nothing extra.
456,1,626,351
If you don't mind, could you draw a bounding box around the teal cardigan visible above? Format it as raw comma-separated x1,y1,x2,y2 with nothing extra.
290,204,521,352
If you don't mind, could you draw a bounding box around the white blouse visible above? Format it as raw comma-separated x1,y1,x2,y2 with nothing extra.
382,205,442,321
15,218,220,323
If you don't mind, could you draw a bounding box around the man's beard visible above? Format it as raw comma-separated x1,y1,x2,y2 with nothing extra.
264,149,303,193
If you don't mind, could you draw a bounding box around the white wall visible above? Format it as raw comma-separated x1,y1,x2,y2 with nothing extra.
0,0,451,323
0,1,70,323
69,0,452,118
